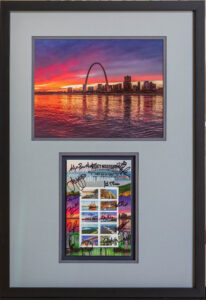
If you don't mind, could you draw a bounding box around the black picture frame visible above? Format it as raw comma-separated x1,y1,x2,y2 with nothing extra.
0,1,205,299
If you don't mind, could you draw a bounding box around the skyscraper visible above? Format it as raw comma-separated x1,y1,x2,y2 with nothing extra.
97,84,102,92
111,83,122,92
123,76,132,91
67,87,73,93
149,82,156,91
88,86,94,92
142,81,150,91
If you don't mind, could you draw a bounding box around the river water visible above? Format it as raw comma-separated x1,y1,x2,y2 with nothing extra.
34,94,164,138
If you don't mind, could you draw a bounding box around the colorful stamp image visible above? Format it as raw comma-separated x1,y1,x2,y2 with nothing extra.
100,200,117,211
81,212,98,222
100,189,117,199
81,200,98,211
81,189,98,199
81,235,98,247
82,224,98,235
100,224,117,234
100,212,117,222
100,235,118,247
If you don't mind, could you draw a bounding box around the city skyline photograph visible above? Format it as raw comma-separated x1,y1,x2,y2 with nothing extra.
34,38,164,92
34,38,165,139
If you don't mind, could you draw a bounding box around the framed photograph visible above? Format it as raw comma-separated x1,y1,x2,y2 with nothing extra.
0,1,205,299
60,153,138,262
33,37,165,140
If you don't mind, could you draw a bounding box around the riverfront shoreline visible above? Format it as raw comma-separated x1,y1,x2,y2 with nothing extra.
35,93,164,138
35,91,163,96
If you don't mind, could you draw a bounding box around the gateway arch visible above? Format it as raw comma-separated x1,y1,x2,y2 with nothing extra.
83,62,109,92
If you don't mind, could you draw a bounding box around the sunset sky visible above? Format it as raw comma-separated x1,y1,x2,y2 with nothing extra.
34,39,164,91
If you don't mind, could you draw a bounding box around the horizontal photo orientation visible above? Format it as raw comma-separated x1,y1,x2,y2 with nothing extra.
33,38,165,139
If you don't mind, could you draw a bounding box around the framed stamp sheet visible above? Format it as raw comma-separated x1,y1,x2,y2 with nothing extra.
0,1,205,299
60,153,138,262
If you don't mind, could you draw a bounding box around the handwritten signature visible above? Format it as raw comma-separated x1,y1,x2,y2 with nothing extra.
67,203,79,216
115,199,128,208
116,161,131,175
118,221,129,231
69,162,100,172
67,220,79,232
104,181,120,187
67,174,86,192
68,161,131,175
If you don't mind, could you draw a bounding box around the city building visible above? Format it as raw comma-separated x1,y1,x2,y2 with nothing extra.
111,83,122,92
142,81,150,91
101,84,106,92
108,85,112,92
116,83,122,91
67,87,73,93
157,87,163,94
142,81,157,92
97,84,102,92
149,82,156,91
88,86,94,92
123,75,132,91
133,82,141,92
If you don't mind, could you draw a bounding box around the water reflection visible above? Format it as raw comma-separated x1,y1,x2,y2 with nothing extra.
123,95,131,122
34,94,164,138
